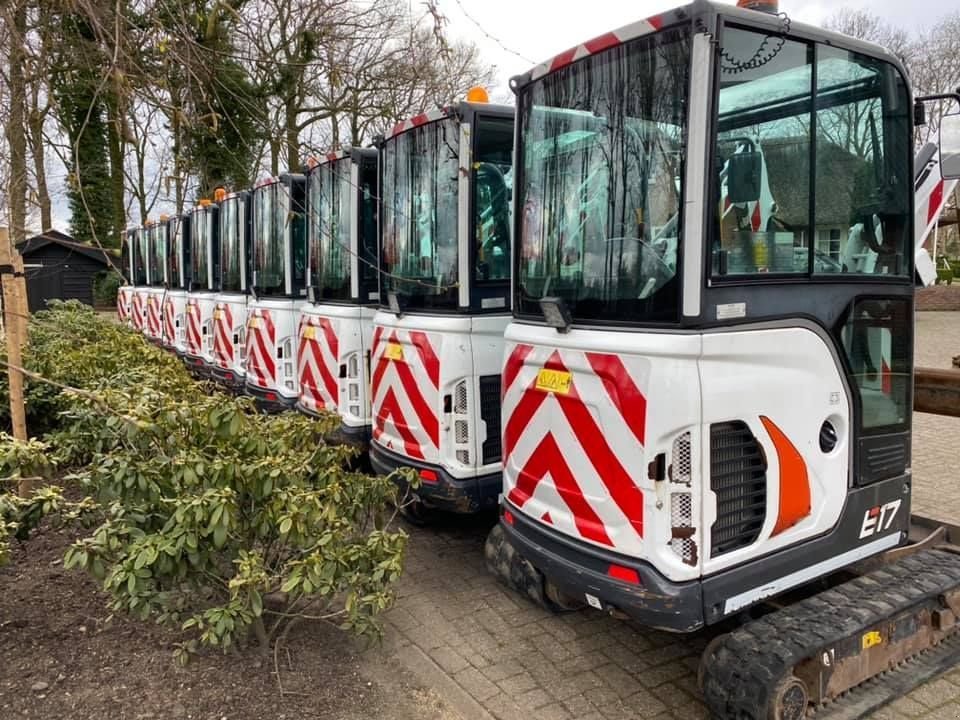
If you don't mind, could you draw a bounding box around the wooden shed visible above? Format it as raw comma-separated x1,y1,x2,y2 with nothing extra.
16,230,114,312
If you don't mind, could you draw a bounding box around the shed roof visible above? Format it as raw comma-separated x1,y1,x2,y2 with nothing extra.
16,230,113,266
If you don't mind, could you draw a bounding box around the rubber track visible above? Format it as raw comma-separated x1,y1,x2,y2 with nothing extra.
701,548,960,720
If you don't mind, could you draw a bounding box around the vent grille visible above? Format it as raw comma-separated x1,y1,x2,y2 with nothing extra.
710,421,767,558
669,492,695,565
452,380,470,465
671,432,692,486
479,375,502,464
454,382,468,413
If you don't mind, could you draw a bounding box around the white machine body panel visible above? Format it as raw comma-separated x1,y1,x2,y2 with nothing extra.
371,311,510,479
212,293,250,379
502,322,850,584
244,298,305,400
185,291,217,364
298,303,376,429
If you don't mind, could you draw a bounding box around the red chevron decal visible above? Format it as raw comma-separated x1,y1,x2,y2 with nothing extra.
508,432,613,547
506,351,644,540
503,343,534,398
375,387,424,460
409,331,440,389
586,352,647,446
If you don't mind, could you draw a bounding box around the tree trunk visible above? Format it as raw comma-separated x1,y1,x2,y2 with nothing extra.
270,138,280,178
5,0,28,245
285,101,299,174
107,100,125,246
28,107,51,231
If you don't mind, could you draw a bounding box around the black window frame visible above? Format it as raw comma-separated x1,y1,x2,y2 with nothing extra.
705,20,915,289
468,112,515,314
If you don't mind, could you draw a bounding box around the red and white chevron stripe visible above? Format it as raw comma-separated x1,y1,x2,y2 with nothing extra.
298,316,340,414
212,303,235,368
385,107,453,140
245,309,277,388
162,297,176,345
146,295,161,337
370,326,441,462
502,343,646,555
117,289,131,323
131,292,146,331
186,299,203,356
528,14,664,82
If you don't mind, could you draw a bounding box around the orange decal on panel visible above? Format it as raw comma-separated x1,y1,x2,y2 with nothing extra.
760,416,811,536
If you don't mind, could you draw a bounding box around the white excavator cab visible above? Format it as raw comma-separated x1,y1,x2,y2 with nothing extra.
184,198,220,377
369,99,515,516
210,190,253,391
243,174,308,410
161,213,191,355
298,148,379,445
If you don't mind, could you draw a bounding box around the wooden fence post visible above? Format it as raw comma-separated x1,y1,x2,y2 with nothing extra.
0,227,29,496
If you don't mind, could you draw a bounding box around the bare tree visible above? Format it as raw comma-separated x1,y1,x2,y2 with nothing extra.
4,0,29,246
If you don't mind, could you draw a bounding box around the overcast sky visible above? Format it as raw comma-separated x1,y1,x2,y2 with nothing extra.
47,0,948,234
441,0,941,98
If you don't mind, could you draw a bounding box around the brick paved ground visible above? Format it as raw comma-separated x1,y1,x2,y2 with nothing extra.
382,312,960,720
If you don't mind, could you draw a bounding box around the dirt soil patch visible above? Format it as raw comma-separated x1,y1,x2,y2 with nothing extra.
0,520,459,720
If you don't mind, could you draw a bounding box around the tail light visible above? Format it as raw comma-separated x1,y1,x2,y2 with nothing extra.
607,564,641,585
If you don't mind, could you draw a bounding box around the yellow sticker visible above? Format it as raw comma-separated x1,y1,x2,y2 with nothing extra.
862,631,882,650
536,368,572,395
187,305,196,314
248,317,260,329
385,342,404,361
303,326,316,340
213,309,223,320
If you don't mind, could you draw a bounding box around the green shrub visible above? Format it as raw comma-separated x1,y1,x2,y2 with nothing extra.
0,303,411,658
93,270,123,307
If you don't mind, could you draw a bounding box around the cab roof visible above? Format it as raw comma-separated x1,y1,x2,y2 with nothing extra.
513,0,907,91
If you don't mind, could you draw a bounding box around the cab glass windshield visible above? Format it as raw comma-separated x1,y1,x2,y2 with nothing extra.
136,228,150,286
220,197,245,292
149,224,166,286
130,229,146,285
191,209,212,291
381,118,460,310
253,183,288,295
309,158,352,301
516,27,690,323
167,218,183,289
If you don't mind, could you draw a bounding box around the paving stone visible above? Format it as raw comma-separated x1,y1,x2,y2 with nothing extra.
481,659,526,683
453,666,501,702
515,688,553,710
531,703,572,720
906,678,960,708
377,312,960,720
562,694,599,717
498,671,539,697
427,646,471,675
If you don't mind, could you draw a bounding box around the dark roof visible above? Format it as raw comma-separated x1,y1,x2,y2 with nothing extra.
16,230,113,266
763,138,873,228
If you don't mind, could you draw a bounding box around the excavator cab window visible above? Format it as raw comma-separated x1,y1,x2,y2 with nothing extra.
252,184,287,294
191,210,213,291
149,224,166,286
711,26,911,278
220,197,245,293
473,116,513,283
135,228,149,286
516,27,689,324
167,217,182,290
380,118,460,310
308,158,352,302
